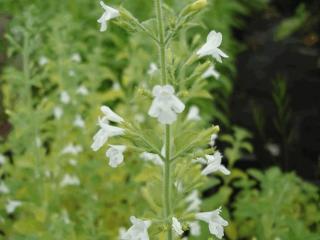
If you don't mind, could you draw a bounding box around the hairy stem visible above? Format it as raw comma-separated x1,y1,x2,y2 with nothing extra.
155,0,172,239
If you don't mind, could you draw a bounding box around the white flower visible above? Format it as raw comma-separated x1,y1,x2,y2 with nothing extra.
53,106,63,119
202,65,220,79
60,91,70,104
148,85,185,124
91,106,125,151
209,134,218,147
6,200,22,214
69,159,77,166
91,124,124,151
100,105,124,123
0,154,6,165
201,152,230,176
39,56,48,66
140,152,163,166
112,82,121,90
71,53,81,63
62,209,71,224
187,105,201,121
106,145,126,168
265,143,280,157
77,85,89,96
73,115,85,128
196,207,228,239
0,182,9,194
172,217,183,236
186,190,202,212
61,143,83,155
119,227,127,240
97,1,120,32
60,174,80,187
197,31,228,63
147,63,158,75
68,69,76,77
189,221,201,236
121,216,151,240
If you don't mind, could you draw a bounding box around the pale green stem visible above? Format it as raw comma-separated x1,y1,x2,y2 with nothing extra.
155,0,173,239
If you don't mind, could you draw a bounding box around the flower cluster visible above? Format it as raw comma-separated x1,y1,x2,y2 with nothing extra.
93,1,230,239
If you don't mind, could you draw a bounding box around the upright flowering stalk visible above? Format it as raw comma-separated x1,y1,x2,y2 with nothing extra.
93,1,230,239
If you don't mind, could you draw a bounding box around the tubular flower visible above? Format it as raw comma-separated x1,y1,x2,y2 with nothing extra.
91,106,124,151
6,200,22,214
202,65,220,79
172,217,184,236
195,207,228,239
189,221,201,236
148,85,185,124
201,151,230,176
186,190,202,212
97,1,119,32
197,31,228,63
121,216,151,240
187,105,201,121
106,145,126,168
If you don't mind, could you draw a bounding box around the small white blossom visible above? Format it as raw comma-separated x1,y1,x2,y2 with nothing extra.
77,85,89,96
71,53,81,63
201,152,230,176
121,216,151,240
91,106,124,151
147,63,158,76
0,154,6,165
265,143,280,157
196,207,228,239
60,174,80,187
97,1,120,32
60,91,70,104
73,115,85,128
189,221,201,236
53,106,63,119
38,56,48,66
172,217,184,236
112,82,121,90
186,190,202,212
140,152,163,166
91,124,124,151
62,209,71,224
0,182,10,194
209,134,218,147
61,143,83,155
68,69,76,77
6,200,22,214
187,105,201,121
197,31,228,63
100,105,124,123
148,85,185,124
69,159,77,166
119,227,127,240
202,65,220,79
106,145,126,168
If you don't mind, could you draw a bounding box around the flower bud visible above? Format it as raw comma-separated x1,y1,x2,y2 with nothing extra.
182,0,208,16
189,0,208,12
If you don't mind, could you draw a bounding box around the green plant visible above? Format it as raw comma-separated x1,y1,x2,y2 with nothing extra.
233,167,320,240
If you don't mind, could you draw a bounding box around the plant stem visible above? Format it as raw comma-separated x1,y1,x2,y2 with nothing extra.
155,0,167,85
155,0,172,239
